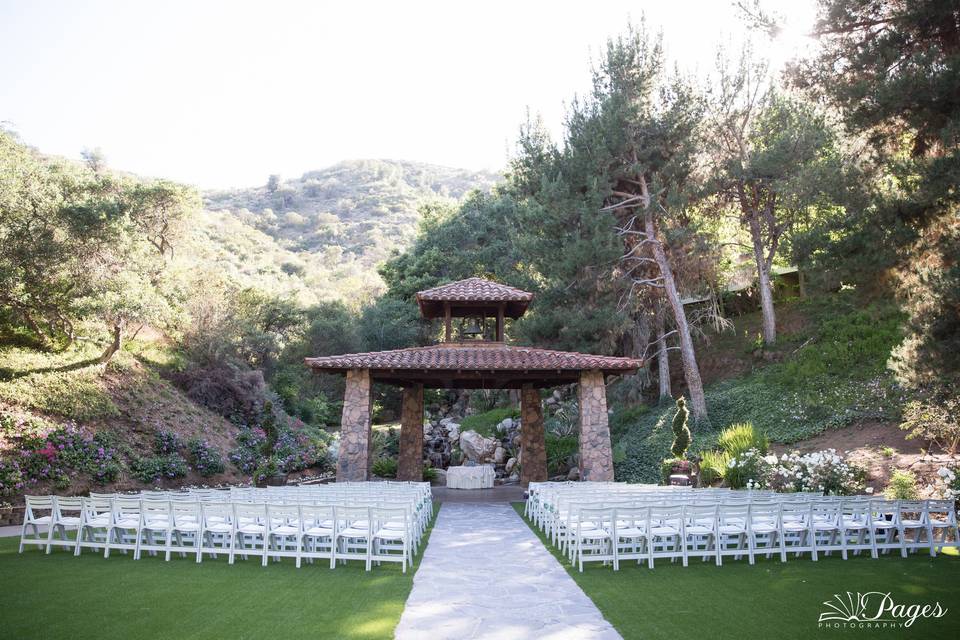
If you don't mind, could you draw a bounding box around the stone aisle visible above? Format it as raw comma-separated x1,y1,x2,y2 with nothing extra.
395,503,621,640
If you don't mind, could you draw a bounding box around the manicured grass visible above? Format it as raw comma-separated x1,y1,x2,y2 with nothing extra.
512,503,960,640
0,505,438,640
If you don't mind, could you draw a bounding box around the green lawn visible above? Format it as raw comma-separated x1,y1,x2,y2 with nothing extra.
0,505,437,640
513,503,960,640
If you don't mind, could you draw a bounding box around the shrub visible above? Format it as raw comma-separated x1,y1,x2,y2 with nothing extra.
422,464,438,482
767,449,865,495
188,438,225,477
230,425,267,474
0,459,24,495
254,456,281,484
154,430,183,455
699,450,729,486
884,470,920,500
371,458,398,478
717,422,768,457
609,404,649,442
545,433,578,476
900,393,960,454
130,454,188,483
670,397,691,458
724,448,775,489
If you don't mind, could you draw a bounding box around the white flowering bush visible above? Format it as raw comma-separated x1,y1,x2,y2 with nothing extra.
724,449,776,489
934,466,960,501
766,448,865,495
725,447,865,494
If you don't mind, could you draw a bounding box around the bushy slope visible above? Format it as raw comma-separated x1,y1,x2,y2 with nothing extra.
0,341,242,496
613,292,905,483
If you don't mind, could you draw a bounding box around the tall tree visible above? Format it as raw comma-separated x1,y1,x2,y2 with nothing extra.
708,53,842,344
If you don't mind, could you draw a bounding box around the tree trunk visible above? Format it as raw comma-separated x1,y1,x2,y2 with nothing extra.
655,307,672,401
100,324,122,364
748,215,777,345
644,211,708,421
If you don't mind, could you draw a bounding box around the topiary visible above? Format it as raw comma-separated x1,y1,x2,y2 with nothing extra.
670,397,691,458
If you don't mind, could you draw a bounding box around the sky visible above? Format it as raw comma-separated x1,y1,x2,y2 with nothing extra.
0,0,818,189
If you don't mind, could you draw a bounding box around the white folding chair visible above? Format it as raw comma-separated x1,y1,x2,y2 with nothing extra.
717,503,751,565
230,503,268,565
47,496,83,553
647,505,685,568
749,502,785,562
264,503,301,567
370,506,410,573
573,506,614,572
299,504,335,567
869,499,905,557
841,500,875,559
75,496,113,556
928,500,960,551
899,501,935,556
167,501,201,560
683,504,719,565
780,500,816,561
104,497,142,558
19,496,54,553
612,506,649,570
197,502,234,563
331,505,372,570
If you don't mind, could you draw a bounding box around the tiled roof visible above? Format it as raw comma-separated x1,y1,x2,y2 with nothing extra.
416,278,533,303
305,342,641,373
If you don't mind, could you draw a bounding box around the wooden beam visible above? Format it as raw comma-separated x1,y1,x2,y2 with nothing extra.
444,303,451,342
496,303,505,342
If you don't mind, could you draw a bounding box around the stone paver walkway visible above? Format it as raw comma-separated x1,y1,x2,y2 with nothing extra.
396,503,621,640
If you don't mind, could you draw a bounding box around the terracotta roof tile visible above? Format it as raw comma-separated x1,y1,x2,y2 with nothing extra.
305,342,641,372
416,277,533,303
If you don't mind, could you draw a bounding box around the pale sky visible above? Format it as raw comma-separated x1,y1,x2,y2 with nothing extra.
0,0,817,189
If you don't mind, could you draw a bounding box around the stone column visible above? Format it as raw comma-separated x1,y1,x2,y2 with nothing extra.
336,368,373,482
397,384,424,481
520,384,547,485
578,369,614,481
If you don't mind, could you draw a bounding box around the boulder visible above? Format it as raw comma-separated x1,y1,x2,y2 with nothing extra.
459,430,498,463
447,423,460,442
494,446,507,465
496,418,514,433
505,457,517,475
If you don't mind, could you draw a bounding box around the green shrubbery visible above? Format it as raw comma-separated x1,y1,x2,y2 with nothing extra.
460,407,519,438
717,422,768,457
884,470,919,500
614,296,903,483
372,458,398,478
545,433,578,476
698,450,729,486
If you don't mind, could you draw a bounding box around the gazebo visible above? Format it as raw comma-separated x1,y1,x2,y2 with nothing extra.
305,277,641,484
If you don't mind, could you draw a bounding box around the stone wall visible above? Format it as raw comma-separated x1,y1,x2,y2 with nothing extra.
577,369,614,481
336,368,373,482
519,384,547,484
397,384,424,481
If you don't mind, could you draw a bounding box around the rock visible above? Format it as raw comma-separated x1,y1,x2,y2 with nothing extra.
553,389,563,401
447,424,460,442
494,446,507,465
496,418,514,433
505,457,517,474
439,417,454,427
508,472,520,482
432,469,447,486
545,397,558,406
459,430,499,463
567,467,580,481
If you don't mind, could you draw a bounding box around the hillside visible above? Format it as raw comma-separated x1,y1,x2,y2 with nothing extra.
202,160,501,301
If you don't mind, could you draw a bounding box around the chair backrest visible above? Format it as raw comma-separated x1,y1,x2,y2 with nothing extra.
899,500,930,522
201,502,233,528
372,506,408,529
112,497,142,521
24,495,54,520
81,496,113,522
140,499,171,524
577,506,613,530
684,503,718,526
869,499,900,521
53,496,83,518
927,500,957,524
266,503,300,530
780,500,813,523
335,506,370,530
170,501,200,527
648,504,684,527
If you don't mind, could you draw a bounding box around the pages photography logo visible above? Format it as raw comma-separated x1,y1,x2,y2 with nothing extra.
818,591,948,630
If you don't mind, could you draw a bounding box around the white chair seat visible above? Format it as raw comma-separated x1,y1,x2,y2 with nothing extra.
58,516,81,526
651,526,679,536
238,524,265,534
271,525,298,536
339,527,369,538
686,525,713,534
204,523,232,533
842,519,868,529
718,525,746,534
901,519,924,527
305,526,333,536
616,527,646,537
374,528,406,540
174,522,199,532
751,523,778,533
30,516,52,524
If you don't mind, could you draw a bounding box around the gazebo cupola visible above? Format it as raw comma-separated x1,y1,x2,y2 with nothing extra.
415,277,533,342
305,277,642,484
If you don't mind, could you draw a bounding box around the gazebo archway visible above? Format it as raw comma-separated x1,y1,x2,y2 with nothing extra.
305,278,641,484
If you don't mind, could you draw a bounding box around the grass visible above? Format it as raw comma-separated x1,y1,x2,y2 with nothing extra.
459,406,519,438
0,504,438,640
512,503,960,640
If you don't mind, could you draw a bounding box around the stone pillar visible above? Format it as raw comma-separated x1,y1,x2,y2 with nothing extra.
397,384,424,481
520,384,547,485
336,368,373,482
578,369,614,481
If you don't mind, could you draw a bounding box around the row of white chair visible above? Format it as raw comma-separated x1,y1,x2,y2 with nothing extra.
19,493,433,572
552,500,960,571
